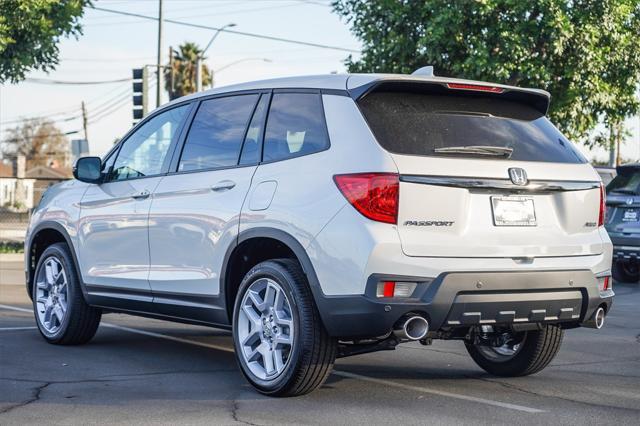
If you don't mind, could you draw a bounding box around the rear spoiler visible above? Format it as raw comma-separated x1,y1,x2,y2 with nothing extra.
349,79,551,115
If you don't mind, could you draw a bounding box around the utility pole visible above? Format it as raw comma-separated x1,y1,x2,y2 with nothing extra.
196,57,202,93
168,46,175,100
81,101,89,142
156,0,163,108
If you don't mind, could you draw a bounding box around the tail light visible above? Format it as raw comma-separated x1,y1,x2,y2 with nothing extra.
598,183,606,227
333,173,399,224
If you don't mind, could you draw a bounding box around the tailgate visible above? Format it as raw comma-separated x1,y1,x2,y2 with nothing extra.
394,155,605,258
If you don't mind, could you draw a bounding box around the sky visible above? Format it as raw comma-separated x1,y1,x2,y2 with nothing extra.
1,0,639,163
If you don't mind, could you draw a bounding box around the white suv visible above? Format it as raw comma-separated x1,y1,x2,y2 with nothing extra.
26,71,614,396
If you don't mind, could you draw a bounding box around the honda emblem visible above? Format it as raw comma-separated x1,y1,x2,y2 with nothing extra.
508,168,528,186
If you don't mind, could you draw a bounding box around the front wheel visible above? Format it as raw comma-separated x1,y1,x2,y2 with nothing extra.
465,325,564,377
32,243,102,345
232,259,337,396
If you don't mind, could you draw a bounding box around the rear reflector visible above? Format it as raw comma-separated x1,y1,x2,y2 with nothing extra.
334,173,399,224
376,281,417,298
446,83,505,93
597,276,612,292
598,183,606,227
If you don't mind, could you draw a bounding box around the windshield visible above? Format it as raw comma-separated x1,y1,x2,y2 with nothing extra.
607,168,640,195
358,91,587,163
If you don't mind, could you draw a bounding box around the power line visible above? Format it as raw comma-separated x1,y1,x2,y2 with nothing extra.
0,82,131,125
24,77,132,85
92,6,359,53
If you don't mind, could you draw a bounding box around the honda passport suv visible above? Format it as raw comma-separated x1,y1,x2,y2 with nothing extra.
26,70,614,396
605,163,640,282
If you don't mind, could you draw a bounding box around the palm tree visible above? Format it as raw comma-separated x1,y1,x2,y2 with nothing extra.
164,42,212,100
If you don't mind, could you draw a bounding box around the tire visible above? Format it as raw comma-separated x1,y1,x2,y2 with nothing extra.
612,260,640,283
232,258,337,396
465,325,564,377
32,242,102,345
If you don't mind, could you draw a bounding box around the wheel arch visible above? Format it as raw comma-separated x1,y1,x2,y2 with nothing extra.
26,221,88,302
222,228,324,324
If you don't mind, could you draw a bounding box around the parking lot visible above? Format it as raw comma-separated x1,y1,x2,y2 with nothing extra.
1,257,639,425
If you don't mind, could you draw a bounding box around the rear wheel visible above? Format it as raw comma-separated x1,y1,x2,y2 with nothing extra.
32,243,102,345
465,325,563,376
612,260,640,283
232,259,337,396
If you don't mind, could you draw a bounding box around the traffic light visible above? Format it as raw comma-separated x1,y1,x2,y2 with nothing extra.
132,68,148,126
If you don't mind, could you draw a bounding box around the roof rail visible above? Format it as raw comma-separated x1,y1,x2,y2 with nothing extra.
412,66,435,76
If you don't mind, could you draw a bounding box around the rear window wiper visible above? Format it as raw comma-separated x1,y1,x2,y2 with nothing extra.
433,145,514,158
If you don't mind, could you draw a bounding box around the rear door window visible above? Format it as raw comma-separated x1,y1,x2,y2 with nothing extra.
263,93,329,162
179,94,258,172
358,91,587,164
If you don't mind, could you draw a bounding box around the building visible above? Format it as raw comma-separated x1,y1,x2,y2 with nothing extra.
0,156,72,211
0,157,35,210
25,164,72,206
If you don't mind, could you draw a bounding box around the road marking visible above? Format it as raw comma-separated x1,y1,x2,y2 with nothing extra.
332,370,544,413
0,304,234,353
0,326,38,331
0,304,31,313
0,303,544,413
101,323,235,354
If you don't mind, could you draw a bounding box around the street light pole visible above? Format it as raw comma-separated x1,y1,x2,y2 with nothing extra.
195,23,236,92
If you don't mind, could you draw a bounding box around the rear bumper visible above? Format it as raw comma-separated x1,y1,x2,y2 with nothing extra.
315,270,614,339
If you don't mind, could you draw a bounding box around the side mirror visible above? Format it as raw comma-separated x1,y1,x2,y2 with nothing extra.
73,156,103,184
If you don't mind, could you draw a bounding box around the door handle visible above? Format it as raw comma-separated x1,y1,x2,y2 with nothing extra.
131,190,150,200
211,180,236,192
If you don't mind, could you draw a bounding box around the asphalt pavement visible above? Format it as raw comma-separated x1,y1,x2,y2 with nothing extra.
1,257,639,425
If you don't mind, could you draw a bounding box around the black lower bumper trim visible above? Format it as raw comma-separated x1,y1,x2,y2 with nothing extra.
313,270,614,339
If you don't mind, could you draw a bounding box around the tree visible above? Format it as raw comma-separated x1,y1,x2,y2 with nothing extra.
0,0,91,83
165,42,212,100
333,0,640,146
1,119,69,170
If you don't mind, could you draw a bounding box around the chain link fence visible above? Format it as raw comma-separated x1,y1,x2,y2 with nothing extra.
1,177,70,249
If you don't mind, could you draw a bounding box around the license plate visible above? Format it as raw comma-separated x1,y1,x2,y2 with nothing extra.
622,209,638,222
491,196,537,226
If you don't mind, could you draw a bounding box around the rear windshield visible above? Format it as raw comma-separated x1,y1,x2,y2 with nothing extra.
358,91,587,163
607,168,640,195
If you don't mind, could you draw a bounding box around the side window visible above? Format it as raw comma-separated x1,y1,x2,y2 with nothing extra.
263,93,329,162
239,94,269,166
111,105,188,181
178,94,259,172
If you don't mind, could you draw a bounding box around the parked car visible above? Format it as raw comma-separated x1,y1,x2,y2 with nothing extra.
605,163,640,283
25,72,613,396
595,166,617,186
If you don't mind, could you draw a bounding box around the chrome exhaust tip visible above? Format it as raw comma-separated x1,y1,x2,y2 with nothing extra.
583,306,606,329
394,315,429,341
594,307,606,329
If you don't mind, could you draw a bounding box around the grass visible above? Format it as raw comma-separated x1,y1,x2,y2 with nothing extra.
0,241,24,254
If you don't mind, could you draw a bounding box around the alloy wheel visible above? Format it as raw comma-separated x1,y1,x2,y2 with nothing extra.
477,332,526,362
35,256,69,334
237,278,295,381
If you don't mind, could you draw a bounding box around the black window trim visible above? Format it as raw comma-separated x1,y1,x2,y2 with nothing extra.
168,89,269,176
103,101,195,183
258,89,332,166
